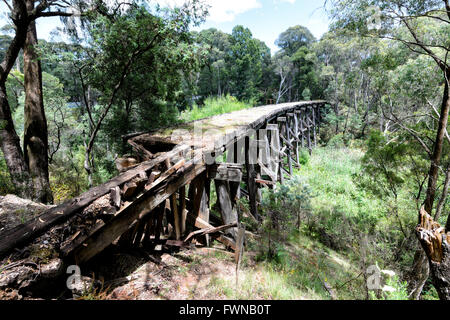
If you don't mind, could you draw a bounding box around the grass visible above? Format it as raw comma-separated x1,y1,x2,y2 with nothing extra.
179,95,253,122
294,146,385,224
205,232,364,300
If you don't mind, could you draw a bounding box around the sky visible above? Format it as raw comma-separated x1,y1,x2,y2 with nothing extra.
0,0,330,55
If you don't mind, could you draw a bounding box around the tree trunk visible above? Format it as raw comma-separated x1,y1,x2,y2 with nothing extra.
411,73,450,299
0,2,32,199
416,207,450,300
23,2,53,204
0,83,32,198
424,77,449,214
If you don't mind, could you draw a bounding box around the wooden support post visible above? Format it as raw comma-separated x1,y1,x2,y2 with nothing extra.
267,123,283,184
278,116,292,178
118,220,139,247
312,105,317,148
142,213,154,245
179,186,186,236
214,179,238,239
285,114,293,175
133,209,155,246
154,202,165,242
306,107,312,155
293,112,300,168
170,193,181,240
297,109,305,148
245,135,259,219
187,171,211,244
265,124,279,183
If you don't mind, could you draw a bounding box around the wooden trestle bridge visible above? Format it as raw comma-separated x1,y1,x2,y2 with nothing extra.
0,100,327,268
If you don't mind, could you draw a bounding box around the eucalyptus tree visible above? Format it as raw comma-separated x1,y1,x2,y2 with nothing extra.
70,1,207,187
228,25,263,102
0,0,78,201
327,0,450,299
0,0,123,202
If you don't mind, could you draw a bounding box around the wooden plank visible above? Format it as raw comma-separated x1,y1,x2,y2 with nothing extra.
285,114,293,176
65,159,206,263
122,181,138,199
208,163,243,182
154,202,165,242
127,139,153,160
0,144,190,259
293,112,300,168
186,214,236,251
214,180,238,239
179,186,187,235
245,135,259,220
110,187,121,208
184,222,238,242
235,226,245,264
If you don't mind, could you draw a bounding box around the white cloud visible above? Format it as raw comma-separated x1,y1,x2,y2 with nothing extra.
306,17,329,39
156,0,262,23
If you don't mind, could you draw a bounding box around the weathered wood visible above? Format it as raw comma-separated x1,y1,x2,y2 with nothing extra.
0,144,190,258
1,101,327,264
208,163,243,182
186,213,236,250
147,171,161,186
235,225,245,264
110,187,121,208
127,139,154,160
170,193,181,240
179,186,187,235
255,179,275,186
154,202,165,242
184,222,238,242
214,179,238,239
293,112,300,168
65,159,206,263
133,213,151,246
245,135,259,220
285,114,293,175
312,106,317,147
117,220,139,247
122,181,138,199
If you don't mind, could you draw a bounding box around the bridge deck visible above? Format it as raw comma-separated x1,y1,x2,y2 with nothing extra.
131,100,326,153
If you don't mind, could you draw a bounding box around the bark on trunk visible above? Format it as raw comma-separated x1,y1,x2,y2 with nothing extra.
416,207,450,300
23,2,53,204
0,3,32,199
424,78,450,214
0,83,32,198
410,72,450,299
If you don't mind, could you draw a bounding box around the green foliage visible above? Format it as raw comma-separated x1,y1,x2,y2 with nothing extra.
298,149,310,165
179,95,252,122
0,151,15,195
369,274,409,300
195,26,272,104
259,176,312,259
275,25,316,56
356,130,409,199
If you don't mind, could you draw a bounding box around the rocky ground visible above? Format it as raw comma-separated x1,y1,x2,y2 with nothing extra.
0,194,54,233
0,194,246,300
